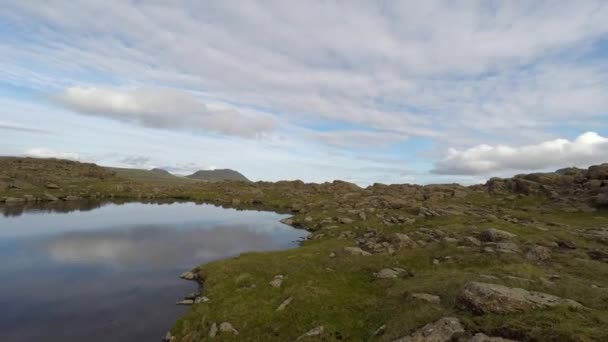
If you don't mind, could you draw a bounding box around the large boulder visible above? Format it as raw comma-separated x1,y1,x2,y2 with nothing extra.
457,282,583,314
393,317,464,342
587,164,608,180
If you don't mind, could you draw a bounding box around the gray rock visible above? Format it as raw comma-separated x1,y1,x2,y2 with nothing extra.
219,322,239,335
4,197,25,203
583,229,608,244
479,229,516,242
457,282,583,314
339,217,354,224
269,275,284,288
175,299,194,305
462,236,481,247
180,271,196,280
495,242,521,254
468,333,520,341
297,326,324,340
525,245,552,262
276,297,293,311
194,296,210,304
344,246,372,256
209,323,218,338
411,293,441,304
390,233,418,248
43,192,59,201
45,182,60,189
374,268,401,279
393,317,464,342
163,331,173,341
64,195,81,201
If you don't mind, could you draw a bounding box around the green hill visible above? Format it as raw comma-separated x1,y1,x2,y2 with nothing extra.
186,169,250,182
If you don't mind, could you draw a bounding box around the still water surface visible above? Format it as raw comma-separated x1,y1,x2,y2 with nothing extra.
0,201,306,341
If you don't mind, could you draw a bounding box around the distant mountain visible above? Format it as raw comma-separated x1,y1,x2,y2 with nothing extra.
187,169,250,182
150,168,171,175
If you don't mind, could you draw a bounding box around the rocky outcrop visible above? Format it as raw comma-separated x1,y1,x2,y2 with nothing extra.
393,317,464,342
457,282,583,314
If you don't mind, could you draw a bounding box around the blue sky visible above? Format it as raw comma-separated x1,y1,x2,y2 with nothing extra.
1,1,608,185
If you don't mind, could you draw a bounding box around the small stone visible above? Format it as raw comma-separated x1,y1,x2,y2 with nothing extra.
219,322,239,335
496,242,520,254
468,333,520,341
194,296,210,304
411,293,441,303
269,275,284,288
45,182,60,189
209,323,218,338
526,245,552,262
373,324,386,336
344,246,371,256
297,326,324,340
329,252,336,258
163,331,173,341
180,271,196,280
462,236,481,247
304,216,313,222
176,299,194,305
374,268,400,279
339,217,354,224
276,297,293,311
557,240,577,249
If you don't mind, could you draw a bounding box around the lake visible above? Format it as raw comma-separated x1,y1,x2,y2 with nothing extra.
0,201,307,342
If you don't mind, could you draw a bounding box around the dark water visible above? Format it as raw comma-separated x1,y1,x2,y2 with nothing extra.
0,201,306,342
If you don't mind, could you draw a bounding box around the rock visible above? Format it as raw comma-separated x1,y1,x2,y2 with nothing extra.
43,192,59,201
359,211,367,220
525,245,552,262
393,317,464,342
180,271,196,280
373,324,387,336
219,322,239,335
4,197,25,203
495,242,520,254
280,217,295,225
163,331,173,341
468,333,519,341
194,296,210,304
583,229,608,244
457,282,583,314
209,323,218,338
374,268,402,279
304,216,313,222
297,326,324,340
269,275,284,288
339,217,354,224
276,297,293,311
176,299,194,305
329,252,336,258
45,182,60,189
411,293,440,304
479,229,516,242
344,246,372,256
462,236,481,247
588,250,608,262
390,233,418,248
557,240,577,249
64,195,81,201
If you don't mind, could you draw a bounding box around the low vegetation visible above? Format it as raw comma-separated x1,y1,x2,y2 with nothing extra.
1,157,607,341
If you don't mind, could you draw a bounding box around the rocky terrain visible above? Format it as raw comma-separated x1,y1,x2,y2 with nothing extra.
1,157,608,341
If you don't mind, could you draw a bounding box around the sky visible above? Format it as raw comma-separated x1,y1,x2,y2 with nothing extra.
1,1,608,185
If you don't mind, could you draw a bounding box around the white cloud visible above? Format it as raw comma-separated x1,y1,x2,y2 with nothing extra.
24,147,81,161
432,132,608,175
312,130,406,148
54,86,276,138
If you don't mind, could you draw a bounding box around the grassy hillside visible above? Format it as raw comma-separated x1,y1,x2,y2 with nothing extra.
187,169,250,182
109,167,199,184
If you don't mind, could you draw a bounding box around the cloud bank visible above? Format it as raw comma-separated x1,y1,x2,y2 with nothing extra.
24,147,81,161
433,132,608,175
55,87,276,138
